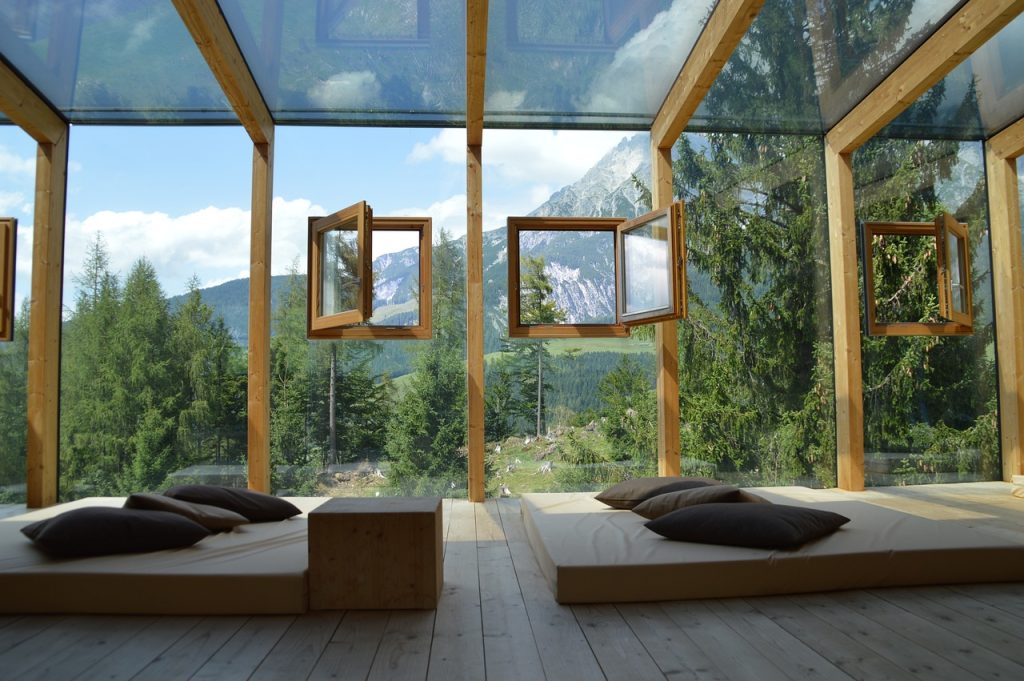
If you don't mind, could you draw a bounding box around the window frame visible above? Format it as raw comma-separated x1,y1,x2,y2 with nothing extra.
507,216,629,338
616,202,687,327
861,216,973,336
936,213,973,328
308,216,433,340
0,217,15,342
307,200,373,335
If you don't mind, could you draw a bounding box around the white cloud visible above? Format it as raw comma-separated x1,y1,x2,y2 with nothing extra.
271,196,327,276
0,145,35,176
407,128,625,188
0,191,24,214
395,194,468,242
485,89,527,111
308,71,382,108
582,0,713,113
125,15,158,53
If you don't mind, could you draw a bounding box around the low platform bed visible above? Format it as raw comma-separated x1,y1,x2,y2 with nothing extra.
521,488,1024,604
0,497,330,614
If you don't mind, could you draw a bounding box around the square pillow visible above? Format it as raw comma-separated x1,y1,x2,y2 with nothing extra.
644,502,850,549
20,507,210,559
163,485,301,522
125,493,249,532
595,476,719,510
632,484,738,519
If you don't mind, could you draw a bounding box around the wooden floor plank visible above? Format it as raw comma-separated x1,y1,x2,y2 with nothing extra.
247,611,341,681
791,594,984,681
705,599,852,681
189,615,294,681
948,583,1024,616
0,616,22,630
426,499,483,681
0,615,63,655
660,600,792,681
831,590,1024,681
616,603,730,681
308,611,390,681
131,616,248,681
907,586,1024,642
72,617,202,681
366,610,435,681
6,616,150,681
497,498,605,681
476,500,545,681
750,596,918,681
574,604,666,681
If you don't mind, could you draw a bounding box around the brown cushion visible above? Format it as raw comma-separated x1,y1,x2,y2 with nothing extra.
644,503,850,549
595,477,718,510
125,493,249,532
164,485,301,522
631,484,737,519
20,507,210,558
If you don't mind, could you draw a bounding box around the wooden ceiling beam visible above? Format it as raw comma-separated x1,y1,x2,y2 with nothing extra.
650,0,764,149
0,58,65,144
828,0,1024,155
172,0,273,145
989,115,1024,160
467,0,488,146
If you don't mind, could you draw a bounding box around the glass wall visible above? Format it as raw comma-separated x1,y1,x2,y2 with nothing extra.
484,131,657,495
270,127,466,497
0,126,35,505
672,133,836,488
855,139,998,486
59,127,252,499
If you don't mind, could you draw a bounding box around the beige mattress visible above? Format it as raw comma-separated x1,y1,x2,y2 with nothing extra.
0,497,329,614
521,490,1024,604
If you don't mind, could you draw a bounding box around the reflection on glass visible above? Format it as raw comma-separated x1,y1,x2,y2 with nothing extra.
367,230,420,326
947,230,965,313
319,0,425,41
518,230,616,324
622,217,671,316
320,227,360,317
870,233,940,324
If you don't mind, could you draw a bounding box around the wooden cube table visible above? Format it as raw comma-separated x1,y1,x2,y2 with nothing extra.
308,497,443,610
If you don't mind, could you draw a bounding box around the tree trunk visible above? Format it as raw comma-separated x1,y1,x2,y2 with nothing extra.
329,344,337,466
536,343,543,437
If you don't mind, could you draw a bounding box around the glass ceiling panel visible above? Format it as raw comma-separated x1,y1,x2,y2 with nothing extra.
693,0,963,136
0,0,233,123
483,0,717,129
884,12,1024,140
218,0,466,125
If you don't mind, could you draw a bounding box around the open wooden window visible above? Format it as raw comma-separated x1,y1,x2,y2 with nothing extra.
308,205,432,340
862,212,973,336
308,201,372,334
507,202,686,338
0,218,15,342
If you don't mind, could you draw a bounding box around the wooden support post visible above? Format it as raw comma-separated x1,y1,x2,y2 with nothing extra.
651,144,680,476
986,146,1024,480
247,138,274,493
825,143,864,491
467,145,485,502
27,134,69,507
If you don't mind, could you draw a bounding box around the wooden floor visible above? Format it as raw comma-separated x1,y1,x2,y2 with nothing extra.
2,483,1023,681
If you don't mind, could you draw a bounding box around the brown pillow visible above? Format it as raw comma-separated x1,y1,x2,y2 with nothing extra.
595,476,719,510
644,503,850,549
632,484,743,519
20,507,210,558
125,493,249,532
164,485,301,522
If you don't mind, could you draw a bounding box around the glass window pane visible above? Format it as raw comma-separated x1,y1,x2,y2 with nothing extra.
856,140,997,486
319,223,361,317
368,229,421,326
518,230,616,325
869,232,941,324
947,230,967,314
622,216,671,316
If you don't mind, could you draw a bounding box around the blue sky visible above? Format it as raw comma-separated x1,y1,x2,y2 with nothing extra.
1,125,633,311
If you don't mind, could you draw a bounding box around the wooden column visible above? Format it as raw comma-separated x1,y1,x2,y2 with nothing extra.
26,135,69,507
824,143,865,491
465,0,487,502
651,145,681,476
248,138,274,492
466,145,485,502
986,145,1024,480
